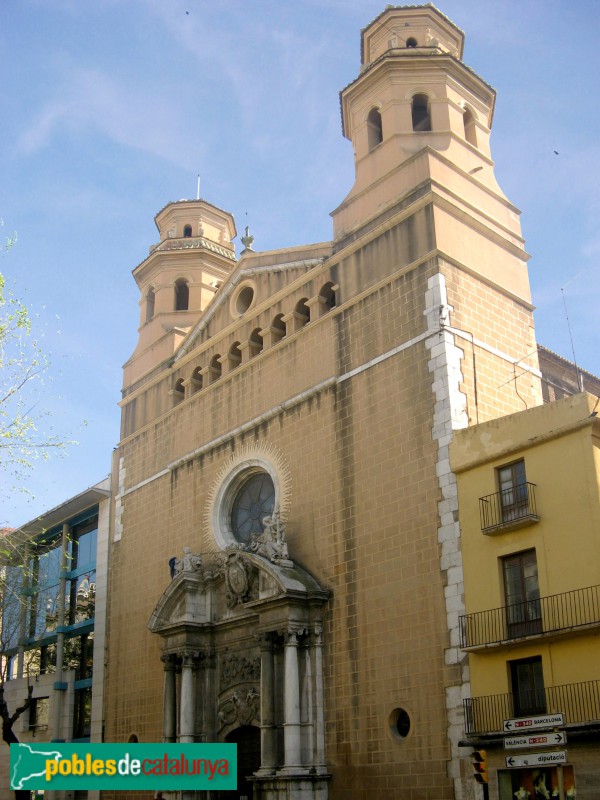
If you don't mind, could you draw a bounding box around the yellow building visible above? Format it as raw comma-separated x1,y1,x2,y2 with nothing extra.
104,5,553,799
451,392,600,799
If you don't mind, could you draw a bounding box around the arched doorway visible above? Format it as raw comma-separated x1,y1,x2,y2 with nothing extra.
226,725,260,799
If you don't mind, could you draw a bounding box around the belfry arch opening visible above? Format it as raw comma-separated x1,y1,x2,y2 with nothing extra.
367,107,383,151
175,279,189,311
145,287,155,323
463,107,477,147
411,94,431,132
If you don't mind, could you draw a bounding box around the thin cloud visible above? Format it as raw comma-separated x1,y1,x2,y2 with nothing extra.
17,65,204,169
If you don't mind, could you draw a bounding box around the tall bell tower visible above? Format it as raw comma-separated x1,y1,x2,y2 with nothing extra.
333,4,530,305
331,7,542,797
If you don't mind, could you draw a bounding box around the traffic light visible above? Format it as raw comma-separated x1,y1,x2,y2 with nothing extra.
472,749,488,783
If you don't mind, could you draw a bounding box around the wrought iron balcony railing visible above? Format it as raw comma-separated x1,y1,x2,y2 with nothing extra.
464,679,600,735
479,482,539,532
460,584,600,648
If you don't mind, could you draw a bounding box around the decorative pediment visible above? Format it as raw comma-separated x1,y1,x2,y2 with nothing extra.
148,546,329,636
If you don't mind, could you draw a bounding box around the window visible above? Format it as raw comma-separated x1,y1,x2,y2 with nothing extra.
389,707,411,740
183,224,192,238
319,281,336,313
231,472,275,544
233,283,255,316
172,378,185,405
497,460,529,522
175,279,189,311
228,341,242,367
510,656,545,717
294,298,310,327
406,37,417,48
145,288,155,323
209,355,222,383
28,538,62,639
411,94,431,132
463,107,477,147
73,686,92,739
29,697,50,732
67,523,98,626
40,643,57,674
503,550,541,638
271,313,286,342
1,564,24,652
64,632,94,680
190,366,203,393
248,328,263,358
367,107,383,150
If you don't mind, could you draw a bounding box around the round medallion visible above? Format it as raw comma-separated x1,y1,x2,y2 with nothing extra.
228,561,249,596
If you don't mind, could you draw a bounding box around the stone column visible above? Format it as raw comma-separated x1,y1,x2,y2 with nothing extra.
313,625,326,768
257,633,276,773
200,650,217,741
161,654,177,743
302,638,314,767
179,650,198,743
283,629,303,770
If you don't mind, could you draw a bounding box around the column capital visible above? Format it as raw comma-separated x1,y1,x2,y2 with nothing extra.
312,624,323,646
198,649,216,668
160,653,178,670
255,631,276,650
180,650,200,669
281,626,306,646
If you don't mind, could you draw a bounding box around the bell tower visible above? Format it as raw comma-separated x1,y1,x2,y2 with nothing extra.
123,199,237,389
332,4,528,303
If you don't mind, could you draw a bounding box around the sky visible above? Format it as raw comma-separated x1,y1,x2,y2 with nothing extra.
1,0,599,527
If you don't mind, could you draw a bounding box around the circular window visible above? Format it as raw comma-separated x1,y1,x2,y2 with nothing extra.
231,472,275,543
388,707,411,741
231,282,256,317
206,448,290,552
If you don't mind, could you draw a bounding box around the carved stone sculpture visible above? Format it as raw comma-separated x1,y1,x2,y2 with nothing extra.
172,547,202,577
248,510,292,566
218,688,260,727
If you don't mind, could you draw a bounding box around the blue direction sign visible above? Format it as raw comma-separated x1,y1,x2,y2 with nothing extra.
503,713,564,732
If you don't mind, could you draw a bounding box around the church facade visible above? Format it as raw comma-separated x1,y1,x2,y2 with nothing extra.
104,6,546,799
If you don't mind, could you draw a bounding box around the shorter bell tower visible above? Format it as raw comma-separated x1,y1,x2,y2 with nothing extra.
123,199,237,389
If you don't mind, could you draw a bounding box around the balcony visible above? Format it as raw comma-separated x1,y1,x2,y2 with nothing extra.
479,482,539,533
460,584,600,649
464,679,600,736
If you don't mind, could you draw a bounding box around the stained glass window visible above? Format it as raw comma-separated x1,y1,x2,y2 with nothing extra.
231,473,275,543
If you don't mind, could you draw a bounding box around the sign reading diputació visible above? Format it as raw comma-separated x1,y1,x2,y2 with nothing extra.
10,742,237,791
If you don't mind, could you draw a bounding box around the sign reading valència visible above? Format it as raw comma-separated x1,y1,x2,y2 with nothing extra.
10,743,237,791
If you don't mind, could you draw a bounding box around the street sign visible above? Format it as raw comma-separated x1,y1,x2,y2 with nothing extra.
506,751,567,769
503,713,564,732
504,732,567,749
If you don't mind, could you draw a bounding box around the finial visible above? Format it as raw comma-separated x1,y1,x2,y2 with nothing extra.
240,225,255,254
